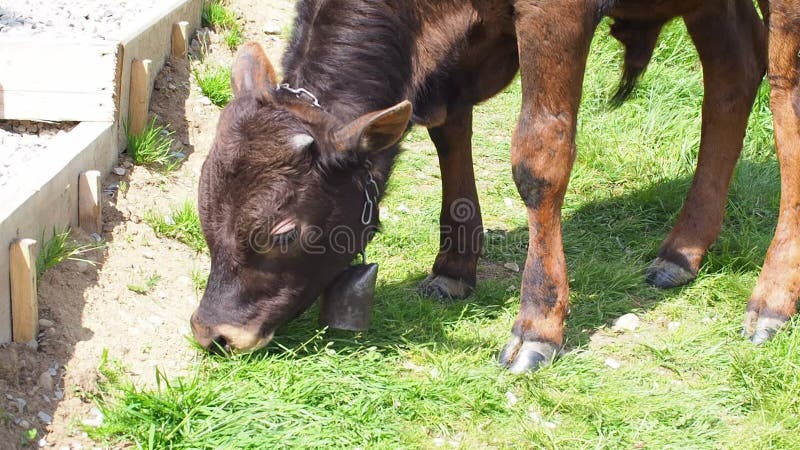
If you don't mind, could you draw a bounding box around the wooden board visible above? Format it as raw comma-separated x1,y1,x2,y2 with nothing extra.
0,39,120,122
10,239,38,347
0,122,116,343
117,0,202,145
78,171,103,234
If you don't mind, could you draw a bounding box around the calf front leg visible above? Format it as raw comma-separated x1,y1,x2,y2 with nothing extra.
499,1,597,373
743,0,800,343
420,107,482,299
646,0,766,287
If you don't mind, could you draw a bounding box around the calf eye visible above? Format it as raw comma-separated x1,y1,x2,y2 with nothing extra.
272,227,298,245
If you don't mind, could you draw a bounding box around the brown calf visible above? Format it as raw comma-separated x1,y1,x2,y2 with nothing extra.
191,0,792,373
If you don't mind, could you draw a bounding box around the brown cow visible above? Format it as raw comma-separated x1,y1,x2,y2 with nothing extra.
191,0,780,372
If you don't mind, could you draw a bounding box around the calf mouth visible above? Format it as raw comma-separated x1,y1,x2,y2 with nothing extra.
190,312,275,354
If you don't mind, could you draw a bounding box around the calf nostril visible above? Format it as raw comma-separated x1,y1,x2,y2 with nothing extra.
209,335,229,353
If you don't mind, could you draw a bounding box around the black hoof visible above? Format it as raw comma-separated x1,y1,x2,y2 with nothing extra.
498,336,559,374
645,257,696,288
742,310,787,345
418,274,472,300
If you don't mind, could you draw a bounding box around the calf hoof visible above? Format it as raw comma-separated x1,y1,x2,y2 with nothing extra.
645,257,696,288
741,309,788,345
498,336,559,373
418,274,472,300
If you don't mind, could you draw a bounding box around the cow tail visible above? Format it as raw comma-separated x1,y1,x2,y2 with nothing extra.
609,19,666,107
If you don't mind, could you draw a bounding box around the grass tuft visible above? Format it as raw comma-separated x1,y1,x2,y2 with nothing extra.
145,201,207,253
202,0,237,29
194,65,233,107
224,25,243,51
36,227,103,278
125,118,183,171
127,272,162,295
202,0,243,51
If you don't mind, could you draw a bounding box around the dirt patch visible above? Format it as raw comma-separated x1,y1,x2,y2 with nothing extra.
0,1,297,448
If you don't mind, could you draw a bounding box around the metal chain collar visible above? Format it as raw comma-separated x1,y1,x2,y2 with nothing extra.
276,83,322,108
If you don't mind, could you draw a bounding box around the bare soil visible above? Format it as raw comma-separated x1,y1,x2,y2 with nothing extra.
0,1,296,448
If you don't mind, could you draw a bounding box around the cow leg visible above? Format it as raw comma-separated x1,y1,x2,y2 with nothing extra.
419,107,482,299
498,1,596,373
646,0,766,288
743,0,800,343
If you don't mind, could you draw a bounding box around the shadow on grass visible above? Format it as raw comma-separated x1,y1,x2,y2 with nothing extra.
259,158,779,358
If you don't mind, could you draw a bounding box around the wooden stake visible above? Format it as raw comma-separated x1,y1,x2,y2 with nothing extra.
79,170,102,234
10,238,38,347
171,21,190,58
128,58,152,136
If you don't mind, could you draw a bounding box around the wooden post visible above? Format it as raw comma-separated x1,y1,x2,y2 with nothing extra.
79,170,102,234
10,238,38,348
128,58,152,136
171,21,190,58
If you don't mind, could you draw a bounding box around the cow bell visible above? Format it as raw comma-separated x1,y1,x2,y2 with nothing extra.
319,263,378,331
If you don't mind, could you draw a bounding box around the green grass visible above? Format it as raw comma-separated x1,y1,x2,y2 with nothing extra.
145,201,207,253
202,0,237,29
224,25,243,51
194,65,233,107
92,18,799,449
127,272,162,295
36,227,103,278
125,118,183,171
202,0,243,51
191,268,209,292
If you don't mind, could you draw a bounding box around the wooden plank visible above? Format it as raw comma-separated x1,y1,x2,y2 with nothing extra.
78,171,102,234
10,238,38,348
128,58,153,136
172,21,190,58
0,122,117,344
117,0,202,146
0,39,119,122
0,90,116,122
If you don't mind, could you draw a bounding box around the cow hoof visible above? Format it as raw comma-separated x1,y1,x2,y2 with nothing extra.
742,309,787,345
498,336,559,373
418,274,472,300
645,257,695,288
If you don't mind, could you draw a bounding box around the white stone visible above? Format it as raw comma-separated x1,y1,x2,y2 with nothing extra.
604,358,621,369
112,167,127,176
263,22,281,35
503,262,520,272
505,391,518,407
611,313,640,332
81,408,104,427
38,318,54,328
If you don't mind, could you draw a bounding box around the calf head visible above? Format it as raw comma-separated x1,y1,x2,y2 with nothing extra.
191,42,411,353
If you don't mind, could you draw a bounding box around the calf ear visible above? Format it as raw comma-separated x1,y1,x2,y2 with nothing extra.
231,42,277,99
333,100,412,153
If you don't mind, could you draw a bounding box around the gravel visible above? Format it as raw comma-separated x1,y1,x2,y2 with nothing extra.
0,0,161,40
0,121,76,190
